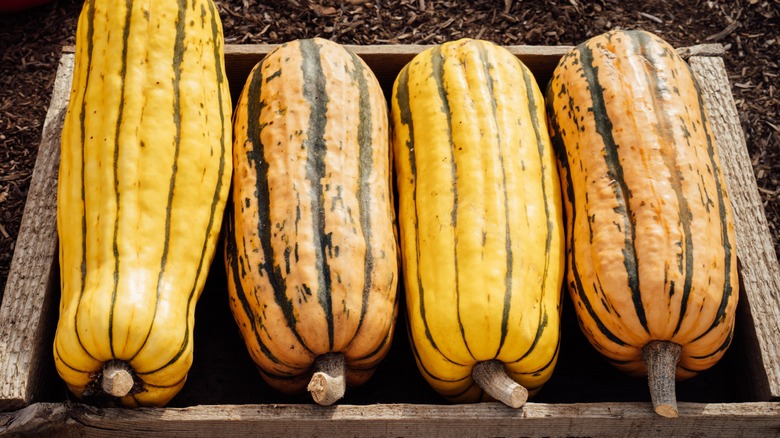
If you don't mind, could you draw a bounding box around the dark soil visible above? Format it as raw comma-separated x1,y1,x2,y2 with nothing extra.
1,0,778,294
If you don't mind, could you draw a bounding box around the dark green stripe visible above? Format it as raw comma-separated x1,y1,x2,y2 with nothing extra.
585,194,617,320
74,0,98,362
688,63,735,342
138,374,186,389
151,0,233,370
511,312,549,364
430,46,473,360
545,76,627,348
54,343,91,374
108,0,133,359
698,173,715,212
395,64,463,367
579,41,649,334
690,329,733,359
514,329,560,375
259,370,308,382
449,380,479,401
265,69,281,82
244,56,311,355
510,63,557,362
172,0,231,362
224,209,294,368
679,364,697,373
353,310,393,362
354,334,390,362
604,356,633,366
631,31,696,336
404,314,469,384
347,51,375,340
353,281,398,363
156,0,186,342
300,39,334,350
475,44,513,359
206,1,225,88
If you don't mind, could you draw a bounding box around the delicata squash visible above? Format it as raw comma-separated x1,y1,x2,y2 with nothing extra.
224,38,399,405
54,0,232,407
391,38,565,408
545,30,738,417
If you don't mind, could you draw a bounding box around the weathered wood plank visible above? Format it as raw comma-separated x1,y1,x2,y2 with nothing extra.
676,43,725,59
2,402,779,437
220,43,722,102
220,43,722,81
689,55,780,401
0,54,73,411
58,43,723,104
219,44,574,104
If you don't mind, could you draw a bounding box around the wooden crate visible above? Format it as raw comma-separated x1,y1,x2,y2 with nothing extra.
1,44,779,437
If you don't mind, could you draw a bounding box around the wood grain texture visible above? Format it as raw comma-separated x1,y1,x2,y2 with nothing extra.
219,44,574,105
221,43,722,84
222,44,724,106
0,53,73,411
58,43,721,103
2,401,779,437
676,43,725,59
690,55,780,401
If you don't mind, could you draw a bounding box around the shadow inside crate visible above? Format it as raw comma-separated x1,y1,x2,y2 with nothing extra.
36,232,745,408
172,236,745,407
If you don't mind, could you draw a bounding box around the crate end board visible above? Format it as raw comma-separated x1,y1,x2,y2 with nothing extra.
60,42,725,108
219,43,725,104
2,402,780,437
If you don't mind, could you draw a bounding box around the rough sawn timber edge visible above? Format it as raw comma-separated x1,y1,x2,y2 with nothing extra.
689,55,780,401
0,54,72,412
1,401,779,437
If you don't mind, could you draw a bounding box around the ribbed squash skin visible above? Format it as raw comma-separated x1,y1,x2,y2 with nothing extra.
55,0,232,407
391,39,565,402
225,38,399,393
545,30,738,379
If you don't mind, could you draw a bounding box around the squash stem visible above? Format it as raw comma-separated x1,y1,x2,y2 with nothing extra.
472,360,528,408
101,360,135,398
307,353,346,406
643,340,682,418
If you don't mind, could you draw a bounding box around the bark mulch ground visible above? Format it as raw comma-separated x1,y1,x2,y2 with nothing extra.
1,0,778,295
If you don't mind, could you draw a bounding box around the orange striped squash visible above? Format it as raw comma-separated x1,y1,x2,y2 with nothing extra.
224,38,399,403
545,29,738,416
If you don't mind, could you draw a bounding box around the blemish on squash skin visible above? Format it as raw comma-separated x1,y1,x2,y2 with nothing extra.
266,70,282,82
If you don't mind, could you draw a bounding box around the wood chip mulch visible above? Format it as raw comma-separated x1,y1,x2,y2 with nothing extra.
0,0,778,295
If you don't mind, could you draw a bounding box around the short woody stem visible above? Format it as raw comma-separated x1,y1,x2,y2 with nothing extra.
472,360,528,408
307,353,346,406
101,360,135,398
643,340,682,418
